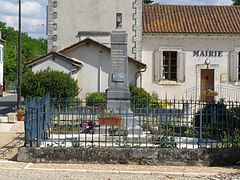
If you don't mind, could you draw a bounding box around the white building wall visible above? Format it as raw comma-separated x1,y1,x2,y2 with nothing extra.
48,0,142,60
142,34,240,100
31,57,76,74
63,44,140,98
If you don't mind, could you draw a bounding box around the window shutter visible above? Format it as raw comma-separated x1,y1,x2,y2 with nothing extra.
229,51,238,82
159,50,163,80
177,51,185,82
153,50,163,81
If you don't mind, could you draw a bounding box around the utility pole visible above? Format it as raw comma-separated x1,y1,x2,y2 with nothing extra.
17,0,22,106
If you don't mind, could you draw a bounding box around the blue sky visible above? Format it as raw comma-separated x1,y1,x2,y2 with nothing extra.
0,0,233,39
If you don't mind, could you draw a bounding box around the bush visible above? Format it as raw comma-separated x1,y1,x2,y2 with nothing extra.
21,69,79,98
129,83,152,108
86,92,106,106
194,99,240,140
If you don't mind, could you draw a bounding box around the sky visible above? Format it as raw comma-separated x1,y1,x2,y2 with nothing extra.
0,0,233,39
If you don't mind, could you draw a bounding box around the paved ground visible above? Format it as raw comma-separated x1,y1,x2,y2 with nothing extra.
0,160,239,180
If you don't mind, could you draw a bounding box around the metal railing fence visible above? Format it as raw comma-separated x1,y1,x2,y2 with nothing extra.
183,85,240,101
25,95,240,149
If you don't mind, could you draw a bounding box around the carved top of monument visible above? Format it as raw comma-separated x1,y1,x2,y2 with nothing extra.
111,30,127,45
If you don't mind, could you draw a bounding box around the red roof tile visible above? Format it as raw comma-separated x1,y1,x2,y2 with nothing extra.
143,4,240,34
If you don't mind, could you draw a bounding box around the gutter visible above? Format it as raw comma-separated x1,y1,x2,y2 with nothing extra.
135,66,147,88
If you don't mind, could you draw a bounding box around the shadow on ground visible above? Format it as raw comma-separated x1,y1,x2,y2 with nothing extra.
0,132,24,161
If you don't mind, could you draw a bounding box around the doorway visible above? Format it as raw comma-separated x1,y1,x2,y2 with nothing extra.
201,69,214,101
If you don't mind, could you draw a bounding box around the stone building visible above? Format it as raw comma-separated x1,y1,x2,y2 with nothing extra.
26,38,146,99
47,0,142,61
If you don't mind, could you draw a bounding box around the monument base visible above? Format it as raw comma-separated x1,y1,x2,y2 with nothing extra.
121,110,143,135
107,88,131,110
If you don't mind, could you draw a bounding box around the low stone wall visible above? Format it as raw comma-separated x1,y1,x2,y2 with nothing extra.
17,147,240,166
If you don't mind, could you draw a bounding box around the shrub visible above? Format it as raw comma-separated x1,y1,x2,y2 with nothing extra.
86,92,106,106
21,69,79,98
129,83,152,108
194,99,240,140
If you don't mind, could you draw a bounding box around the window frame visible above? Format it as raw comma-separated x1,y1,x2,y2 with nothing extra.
116,13,122,29
153,47,182,83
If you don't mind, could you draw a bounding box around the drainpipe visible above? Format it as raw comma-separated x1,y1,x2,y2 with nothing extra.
135,66,147,88
98,50,102,92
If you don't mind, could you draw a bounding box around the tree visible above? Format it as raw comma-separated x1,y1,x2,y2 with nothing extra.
0,22,47,84
143,0,154,4
232,0,240,5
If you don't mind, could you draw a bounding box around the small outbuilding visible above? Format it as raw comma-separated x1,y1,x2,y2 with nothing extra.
26,38,146,98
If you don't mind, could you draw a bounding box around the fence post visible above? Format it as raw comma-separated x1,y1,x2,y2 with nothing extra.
199,100,203,147
24,98,28,146
36,99,41,147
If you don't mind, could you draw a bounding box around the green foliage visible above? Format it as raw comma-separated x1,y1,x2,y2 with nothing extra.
0,21,47,82
72,138,83,148
86,92,106,106
232,0,240,5
129,83,152,108
97,110,122,119
143,0,154,4
21,69,79,98
194,99,240,139
153,136,177,148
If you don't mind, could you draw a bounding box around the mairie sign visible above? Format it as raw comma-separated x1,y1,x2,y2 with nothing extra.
193,50,223,57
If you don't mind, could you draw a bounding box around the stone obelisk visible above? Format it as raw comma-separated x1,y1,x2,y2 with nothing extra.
107,29,143,135
107,29,131,110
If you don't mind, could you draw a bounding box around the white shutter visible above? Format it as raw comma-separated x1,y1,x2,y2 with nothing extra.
159,50,163,80
229,51,238,82
177,51,185,82
153,50,160,81
182,52,186,82
153,50,163,81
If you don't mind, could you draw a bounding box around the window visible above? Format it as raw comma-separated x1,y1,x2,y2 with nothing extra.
116,13,122,28
163,51,177,81
153,49,185,83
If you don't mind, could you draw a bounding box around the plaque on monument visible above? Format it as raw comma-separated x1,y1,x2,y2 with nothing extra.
112,72,125,82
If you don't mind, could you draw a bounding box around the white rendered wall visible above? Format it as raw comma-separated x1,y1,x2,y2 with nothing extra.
63,44,140,98
31,56,76,74
142,34,240,99
48,0,139,59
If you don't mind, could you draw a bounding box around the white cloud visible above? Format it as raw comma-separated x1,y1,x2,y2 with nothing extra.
0,0,47,38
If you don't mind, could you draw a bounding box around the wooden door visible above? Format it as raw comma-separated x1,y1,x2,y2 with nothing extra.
201,69,214,101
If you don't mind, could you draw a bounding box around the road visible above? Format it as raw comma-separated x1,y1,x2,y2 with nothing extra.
0,93,24,115
0,161,239,180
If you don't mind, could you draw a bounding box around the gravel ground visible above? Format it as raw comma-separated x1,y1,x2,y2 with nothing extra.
0,161,238,180
0,164,239,180
0,169,210,180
